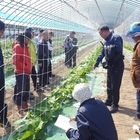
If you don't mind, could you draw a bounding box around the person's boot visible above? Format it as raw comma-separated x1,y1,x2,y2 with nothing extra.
136,112,140,119
0,104,11,127
110,105,118,113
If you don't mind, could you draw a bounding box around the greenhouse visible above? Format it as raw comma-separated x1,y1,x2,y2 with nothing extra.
0,0,140,139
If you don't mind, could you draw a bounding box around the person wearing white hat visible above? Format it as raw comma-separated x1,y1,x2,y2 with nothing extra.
126,22,140,119
66,83,118,140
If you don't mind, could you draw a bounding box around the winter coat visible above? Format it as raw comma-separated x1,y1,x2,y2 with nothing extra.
12,44,32,74
131,40,140,88
66,98,118,140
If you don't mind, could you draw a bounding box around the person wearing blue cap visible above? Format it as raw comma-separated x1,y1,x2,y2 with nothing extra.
93,25,124,113
0,20,11,127
126,22,140,119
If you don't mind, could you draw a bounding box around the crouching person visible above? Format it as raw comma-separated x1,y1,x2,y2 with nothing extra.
66,83,118,140
12,32,32,118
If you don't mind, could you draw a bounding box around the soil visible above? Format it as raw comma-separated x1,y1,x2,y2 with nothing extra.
1,45,139,140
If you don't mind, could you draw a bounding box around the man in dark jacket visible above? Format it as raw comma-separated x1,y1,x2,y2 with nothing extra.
38,30,49,88
0,20,11,127
48,31,55,78
94,25,124,113
66,83,118,140
63,31,78,68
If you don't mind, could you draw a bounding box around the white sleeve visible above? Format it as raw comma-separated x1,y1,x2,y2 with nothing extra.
48,41,53,51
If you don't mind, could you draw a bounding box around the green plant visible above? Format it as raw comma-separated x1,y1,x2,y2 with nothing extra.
124,42,133,51
5,66,14,76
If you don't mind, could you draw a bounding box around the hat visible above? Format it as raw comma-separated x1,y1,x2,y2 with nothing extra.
25,27,34,33
72,83,92,104
70,31,76,34
126,22,140,37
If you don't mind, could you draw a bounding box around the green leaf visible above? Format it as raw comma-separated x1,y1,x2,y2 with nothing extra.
18,124,28,133
19,130,33,140
35,121,44,133
34,130,46,140
14,119,29,125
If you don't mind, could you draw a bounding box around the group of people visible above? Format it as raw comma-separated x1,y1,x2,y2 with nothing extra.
0,19,79,126
2,21,57,120
12,28,56,118
65,23,140,140
65,25,124,140
0,19,140,139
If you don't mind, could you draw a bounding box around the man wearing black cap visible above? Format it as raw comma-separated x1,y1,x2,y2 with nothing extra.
0,20,11,127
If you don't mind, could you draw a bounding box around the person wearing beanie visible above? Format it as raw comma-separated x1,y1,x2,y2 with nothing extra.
126,22,140,119
66,83,118,140
0,20,11,127
72,83,92,103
